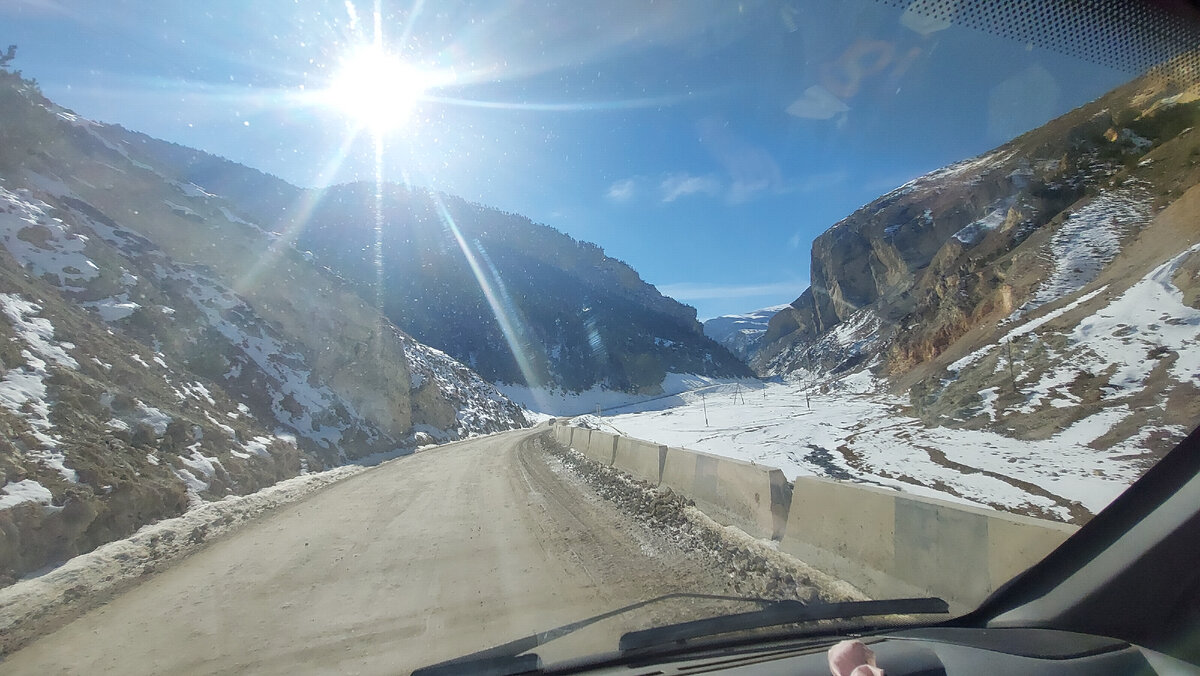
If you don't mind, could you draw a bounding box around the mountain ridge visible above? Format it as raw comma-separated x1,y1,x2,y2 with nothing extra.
702,304,791,363
87,128,753,394
753,66,1200,456
0,69,527,583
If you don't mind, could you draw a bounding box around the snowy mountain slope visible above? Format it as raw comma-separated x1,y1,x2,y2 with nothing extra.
751,68,1200,468
0,69,527,584
702,304,790,362
82,130,752,395
602,193,1200,524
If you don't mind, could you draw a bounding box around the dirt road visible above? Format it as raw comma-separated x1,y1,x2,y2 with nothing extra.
2,427,760,674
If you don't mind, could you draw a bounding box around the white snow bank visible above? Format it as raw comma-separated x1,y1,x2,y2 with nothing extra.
1028,185,1150,308
0,185,99,290
1070,244,1200,390
498,373,756,417
0,479,54,510
608,381,1148,520
86,295,141,322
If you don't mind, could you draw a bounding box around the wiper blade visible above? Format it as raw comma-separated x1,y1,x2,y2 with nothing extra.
410,592,777,676
618,597,950,651
411,653,541,676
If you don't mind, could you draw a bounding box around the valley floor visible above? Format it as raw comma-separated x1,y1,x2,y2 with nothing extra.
585,380,1156,523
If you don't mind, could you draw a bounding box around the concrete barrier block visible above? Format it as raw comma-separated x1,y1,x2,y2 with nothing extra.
660,447,790,540
894,496,991,606
583,430,617,465
779,477,1079,609
567,426,584,450
782,477,897,573
986,512,1075,590
661,447,698,495
780,478,927,602
554,430,1077,609
553,425,570,447
612,436,666,485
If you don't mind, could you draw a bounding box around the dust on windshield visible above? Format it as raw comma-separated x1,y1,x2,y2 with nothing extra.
0,0,1197,673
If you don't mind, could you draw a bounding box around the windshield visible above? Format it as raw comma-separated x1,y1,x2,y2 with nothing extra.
0,0,1197,673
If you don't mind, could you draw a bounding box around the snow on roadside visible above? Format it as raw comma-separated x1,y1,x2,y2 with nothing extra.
606,381,1143,520
0,454,404,648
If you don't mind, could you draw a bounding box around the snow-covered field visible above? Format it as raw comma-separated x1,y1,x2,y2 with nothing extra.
585,380,1148,522
497,373,756,417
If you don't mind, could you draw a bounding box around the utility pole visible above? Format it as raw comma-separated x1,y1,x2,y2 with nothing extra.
701,392,709,426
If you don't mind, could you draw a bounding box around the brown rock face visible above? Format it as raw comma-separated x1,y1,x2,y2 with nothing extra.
755,70,1200,382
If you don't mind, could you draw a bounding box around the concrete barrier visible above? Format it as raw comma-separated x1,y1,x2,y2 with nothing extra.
779,476,1076,610
660,446,791,541
555,425,572,447
568,426,586,450
612,436,666,485
549,424,1076,608
580,429,616,466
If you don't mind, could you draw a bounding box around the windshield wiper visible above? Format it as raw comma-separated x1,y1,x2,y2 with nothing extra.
410,592,778,676
411,594,948,675
618,597,950,651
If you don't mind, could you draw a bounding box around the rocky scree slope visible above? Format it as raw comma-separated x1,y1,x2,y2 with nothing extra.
118,138,752,394
755,67,1200,458
0,71,526,584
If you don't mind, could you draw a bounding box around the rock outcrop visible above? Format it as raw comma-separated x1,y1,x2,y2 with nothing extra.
755,65,1200,453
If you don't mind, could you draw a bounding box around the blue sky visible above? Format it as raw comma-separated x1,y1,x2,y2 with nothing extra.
2,0,1130,319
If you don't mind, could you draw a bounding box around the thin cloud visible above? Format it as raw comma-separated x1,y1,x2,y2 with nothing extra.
2,0,80,19
660,173,721,203
785,85,850,120
697,117,783,204
657,280,805,301
606,177,637,202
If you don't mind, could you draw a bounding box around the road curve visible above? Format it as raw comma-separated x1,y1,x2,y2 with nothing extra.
2,427,739,675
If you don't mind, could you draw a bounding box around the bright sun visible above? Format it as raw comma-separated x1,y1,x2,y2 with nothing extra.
327,44,430,133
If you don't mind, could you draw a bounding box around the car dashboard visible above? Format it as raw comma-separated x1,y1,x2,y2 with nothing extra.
569,626,1199,675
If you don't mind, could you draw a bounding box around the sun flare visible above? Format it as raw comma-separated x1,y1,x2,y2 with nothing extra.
326,44,430,133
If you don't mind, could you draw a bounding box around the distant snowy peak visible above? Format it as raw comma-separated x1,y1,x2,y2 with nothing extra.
703,304,792,362
703,304,792,339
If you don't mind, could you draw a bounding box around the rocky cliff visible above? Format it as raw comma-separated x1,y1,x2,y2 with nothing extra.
756,66,1200,450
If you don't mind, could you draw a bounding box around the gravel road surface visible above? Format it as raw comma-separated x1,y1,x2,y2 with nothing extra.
2,427,803,674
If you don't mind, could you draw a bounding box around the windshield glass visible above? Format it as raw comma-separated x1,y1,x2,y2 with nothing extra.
0,0,1197,673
